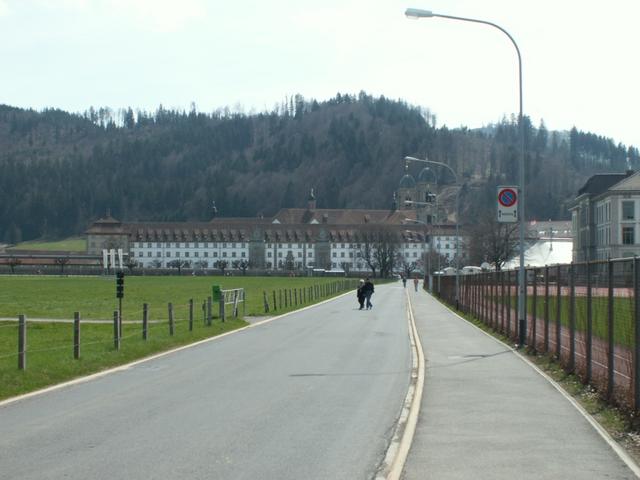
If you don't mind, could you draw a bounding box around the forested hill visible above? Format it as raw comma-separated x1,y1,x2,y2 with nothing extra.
1,93,638,243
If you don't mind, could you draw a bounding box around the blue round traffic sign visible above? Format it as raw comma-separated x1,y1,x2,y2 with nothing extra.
498,188,517,207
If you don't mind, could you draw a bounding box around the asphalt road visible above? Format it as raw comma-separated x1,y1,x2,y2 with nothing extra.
0,283,410,480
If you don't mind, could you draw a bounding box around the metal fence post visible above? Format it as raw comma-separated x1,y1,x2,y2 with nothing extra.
634,257,640,411
73,311,80,359
506,271,512,338
608,260,614,399
586,261,592,383
569,263,576,372
18,314,26,370
556,265,562,359
532,270,537,352
500,271,505,333
544,266,550,353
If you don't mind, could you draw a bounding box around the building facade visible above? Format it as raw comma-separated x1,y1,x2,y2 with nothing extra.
86,174,465,273
569,171,640,262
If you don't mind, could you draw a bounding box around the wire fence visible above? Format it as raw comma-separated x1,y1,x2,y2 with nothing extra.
435,257,640,413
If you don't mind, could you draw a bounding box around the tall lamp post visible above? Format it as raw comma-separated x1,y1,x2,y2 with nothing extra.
405,8,526,346
404,155,462,308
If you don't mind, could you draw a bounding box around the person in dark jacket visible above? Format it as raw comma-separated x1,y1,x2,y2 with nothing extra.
356,279,365,310
362,278,374,310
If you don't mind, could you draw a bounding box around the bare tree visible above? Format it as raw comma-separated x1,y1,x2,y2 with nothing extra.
466,212,519,271
215,259,228,275
395,253,417,278
358,228,399,278
232,259,250,275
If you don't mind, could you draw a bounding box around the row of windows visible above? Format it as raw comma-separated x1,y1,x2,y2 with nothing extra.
135,242,247,249
266,251,313,258
138,251,247,258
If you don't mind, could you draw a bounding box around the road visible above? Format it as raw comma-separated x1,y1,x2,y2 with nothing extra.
0,284,410,480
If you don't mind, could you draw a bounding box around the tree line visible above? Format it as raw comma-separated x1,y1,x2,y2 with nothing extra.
0,93,638,245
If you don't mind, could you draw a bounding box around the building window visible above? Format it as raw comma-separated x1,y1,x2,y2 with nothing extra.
340,252,345,258
185,252,189,257
176,252,181,257
147,243,152,248
204,252,209,257
332,252,337,258
147,252,152,257
157,252,161,257
223,252,227,258
308,252,313,257
167,252,171,257
268,252,272,258
298,252,302,257
278,252,282,258
194,252,199,257
232,252,236,258
623,201,635,220
138,252,143,257
241,252,246,258
623,226,635,245
213,252,218,258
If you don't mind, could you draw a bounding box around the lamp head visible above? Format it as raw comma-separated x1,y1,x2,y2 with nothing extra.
405,8,434,19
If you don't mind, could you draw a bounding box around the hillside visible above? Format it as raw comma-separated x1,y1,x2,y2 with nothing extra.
0,93,638,243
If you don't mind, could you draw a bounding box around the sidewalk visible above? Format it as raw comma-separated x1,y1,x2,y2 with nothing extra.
402,289,638,480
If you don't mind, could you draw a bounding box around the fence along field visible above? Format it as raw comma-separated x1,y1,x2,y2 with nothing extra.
0,275,358,400
435,258,640,413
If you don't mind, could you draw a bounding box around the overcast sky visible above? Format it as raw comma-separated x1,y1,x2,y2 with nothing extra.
1,0,639,148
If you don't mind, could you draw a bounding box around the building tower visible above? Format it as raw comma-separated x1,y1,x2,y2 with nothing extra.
398,162,417,210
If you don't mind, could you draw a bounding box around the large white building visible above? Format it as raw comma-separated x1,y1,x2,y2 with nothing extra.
86,172,464,273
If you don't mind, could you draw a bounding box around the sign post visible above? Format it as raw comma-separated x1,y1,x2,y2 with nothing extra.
497,186,518,223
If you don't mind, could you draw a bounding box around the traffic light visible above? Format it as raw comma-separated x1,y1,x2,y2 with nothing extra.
116,271,124,298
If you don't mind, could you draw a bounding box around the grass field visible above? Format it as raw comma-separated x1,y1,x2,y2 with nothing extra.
0,275,358,400
488,294,635,346
8,237,87,252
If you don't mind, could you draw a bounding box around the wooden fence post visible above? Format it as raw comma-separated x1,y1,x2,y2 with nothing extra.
207,296,212,326
73,311,80,359
18,314,26,370
113,311,120,350
273,290,277,311
219,293,226,322
168,303,174,336
189,299,194,332
143,303,149,340
263,291,270,313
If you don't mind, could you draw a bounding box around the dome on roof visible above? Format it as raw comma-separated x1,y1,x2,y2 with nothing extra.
399,174,416,189
418,167,436,184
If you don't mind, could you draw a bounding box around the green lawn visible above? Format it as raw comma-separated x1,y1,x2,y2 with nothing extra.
0,275,356,320
8,237,87,252
0,275,357,400
487,294,635,347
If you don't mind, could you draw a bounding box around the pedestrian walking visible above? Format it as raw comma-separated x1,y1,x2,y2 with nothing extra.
362,277,374,310
401,275,407,288
413,277,419,292
356,279,365,310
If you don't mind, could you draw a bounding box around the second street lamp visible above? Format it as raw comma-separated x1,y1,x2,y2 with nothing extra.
405,8,526,346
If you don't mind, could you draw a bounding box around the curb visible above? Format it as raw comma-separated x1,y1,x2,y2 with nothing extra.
375,289,425,479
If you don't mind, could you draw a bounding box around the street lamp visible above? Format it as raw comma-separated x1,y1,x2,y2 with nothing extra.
405,8,526,347
404,156,461,308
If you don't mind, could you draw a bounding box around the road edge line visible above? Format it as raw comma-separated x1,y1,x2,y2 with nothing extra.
0,291,352,409
442,298,640,479
376,289,425,480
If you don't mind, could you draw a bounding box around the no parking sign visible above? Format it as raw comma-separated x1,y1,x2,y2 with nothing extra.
497,186,518,223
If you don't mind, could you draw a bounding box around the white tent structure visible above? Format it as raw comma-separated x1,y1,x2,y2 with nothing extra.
503,239,572,269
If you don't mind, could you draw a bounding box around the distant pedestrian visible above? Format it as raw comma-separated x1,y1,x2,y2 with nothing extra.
413,277,419,292
401,275,407,288
356,279,365,310
362,278,374,310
